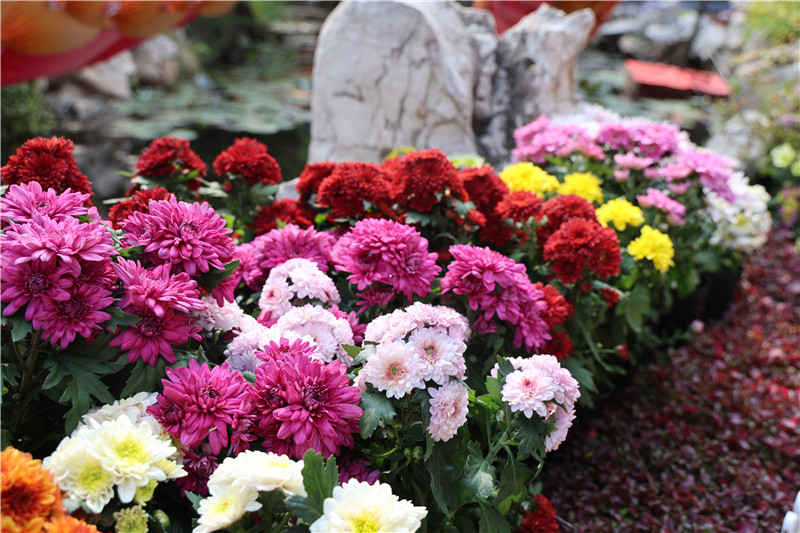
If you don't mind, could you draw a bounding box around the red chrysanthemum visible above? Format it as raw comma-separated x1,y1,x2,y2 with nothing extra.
543,218,621,285
478,218,513,247
544,328,574,361
600,287,621,307
316,162,393,220
496,190,543,224
135,137,206,188
213,137,282,186
517,494,560,533
388,148,467,213
536,194,597,246
535,282,574,327
252,199,316,235
459,165,509,214
107,186,171,229
296,161,337,202
250,353,363,459
1,136,94,199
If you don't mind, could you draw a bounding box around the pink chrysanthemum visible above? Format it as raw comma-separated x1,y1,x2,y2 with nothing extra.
329,305,365,346
113,259,204,317
338,452,380,485
404,302,471,342
363,308,417,345
122,196,235,277
408,328,465,385
250,353,362,459
359,341,423,399
195,295,245,332
544,405,576,452
36,283,113,348
233,240,266,291
0,181,90,227
255,336,319,363
256,224,336,273
355,285,398,314
109,308,201,365
224,315,285,372
274,305,354,364
440,245,527,311
268,258,341,304
331,218,441,301
148,360,250,455
0,257,73,321
636,188,686,226
427,380,469,442
502,367,558,419
257,278,294,325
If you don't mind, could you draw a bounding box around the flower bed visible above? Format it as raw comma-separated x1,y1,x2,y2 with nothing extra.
0,110,772,532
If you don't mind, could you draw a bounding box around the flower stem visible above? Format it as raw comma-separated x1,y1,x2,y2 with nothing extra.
10,330,42,434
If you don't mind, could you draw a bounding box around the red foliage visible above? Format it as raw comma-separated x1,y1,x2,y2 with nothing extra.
1,136,94,199
540,229,800,532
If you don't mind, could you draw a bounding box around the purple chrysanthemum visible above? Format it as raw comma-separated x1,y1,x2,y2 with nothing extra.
109,307,201,365
249,353,362,459
0,181,90,227
36,283,114,348
175,450,219,497
122,196,235,277
331,218,441,301
0,257,73,321
113,259,204,317
440,244,527,311
148,360,251,455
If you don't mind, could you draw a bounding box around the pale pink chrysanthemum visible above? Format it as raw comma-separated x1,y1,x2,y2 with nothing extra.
255,336,320,363
544,405,576,452
195,294,246,332
359,341,423,399
363,308,417,345
122,195,235,277
109,307,201,365
0,181,89,227
269,258,340,304
502,367,558,419
256,224,336,272
636,188,687,226
0,256,73,321
427,380,469,442
37,283,113,348
613,152,654,171
331,218,441,301
257,278,294,325
404,302,470,343
224,315,285,373
250,352,362,459
274,304,354,364
148,360,250,455
113,258,204,317
408,328,465,384
523,354,581,408
440,244,527,311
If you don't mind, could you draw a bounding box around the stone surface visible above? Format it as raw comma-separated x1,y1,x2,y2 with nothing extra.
132,35,181,87
309,0,480,163
74,50,137,100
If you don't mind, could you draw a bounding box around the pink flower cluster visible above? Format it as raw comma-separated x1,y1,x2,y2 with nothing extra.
636,188,687,226
440,245,551,351
512,115,605,164
1,183,116,348
257,258,340,326
496,355,580,452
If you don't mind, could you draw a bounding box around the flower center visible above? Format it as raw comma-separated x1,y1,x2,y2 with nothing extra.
138,314,162,337
303,384,327,411
25,272,49,295
114,438,147,466
180,222,199,239
78,463,112,495
59,297,87,319
350,512,380,533
35,199,51,211
388,363,403,378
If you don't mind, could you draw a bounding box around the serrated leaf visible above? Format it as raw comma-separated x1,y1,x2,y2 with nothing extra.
103,306,142,329
2,313,33,343
285,450,338,524
459,453,495,507
197,260,240,290
477,496,513,533
495,462,534,515
618,283,650,333
516,416,547,462
358,391,396,439
120,359,168,397
426,437,467,515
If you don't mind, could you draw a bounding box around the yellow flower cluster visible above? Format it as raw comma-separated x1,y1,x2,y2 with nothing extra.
628,225,675,273
499,162,559,196
596,198,645,231
558,172,604,204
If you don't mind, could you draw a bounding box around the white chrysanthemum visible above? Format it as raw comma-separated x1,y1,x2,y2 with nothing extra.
408,328,465,384
195,294,246,331
194,485,262,533
225,315,284,372
88,416,180,504
544,405,576,452
427,380,469,442
363,308,417,344
270,258,341,304
502,367,558,419
79,392,161,436
44,433,118,514
705,171,772,253
360,341,423,399
208,450,306,498
309,479,427,533
275,304,353,363
258,278,294,319
405,302,471,342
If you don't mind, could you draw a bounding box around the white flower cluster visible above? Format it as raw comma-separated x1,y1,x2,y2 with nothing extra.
194,451,306,533
258,258,341,324
782,491,800,533
44,393,185,514
496,355,581,452
195,294,246,332
705,172,772,253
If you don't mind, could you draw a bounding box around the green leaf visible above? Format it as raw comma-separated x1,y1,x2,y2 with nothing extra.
285,450,338,524
618,283,650,333
103,306,142,330
1,313,33,343
476,496,513,533
495,462,534,515
197,259,240,290
515,416,548,462
120,359,168,397
426,437,467,516
341,344,363,361
184,491,203,511
358,391,396,438
559,357,598,394
459,450,495,507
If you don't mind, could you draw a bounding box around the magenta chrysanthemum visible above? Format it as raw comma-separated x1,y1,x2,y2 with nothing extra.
175,450,219,497
331,218,441,301
427,380,469,442
0,181,90,227
440,244,527,310
256,224,336,273
249,353,362,459
122,196,235,277
113,259,204,317
0,257,73,321
109,308,201,365
255,337,319,364
36,283,113,348
148,360,250,455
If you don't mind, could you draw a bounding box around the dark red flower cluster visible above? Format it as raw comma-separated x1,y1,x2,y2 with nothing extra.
496,190,543,224
517,494,560,533
316,162,393,220
543,218,621,284
536,194,597,246
296,161,337,202
212,137,281,187
460,165,513,246
107,186,171,229
544,329,574,361
135,137,206,189
1,137,93,199
600,287,621,307
386,148,468,213
537,283,575,328
252,198,316,235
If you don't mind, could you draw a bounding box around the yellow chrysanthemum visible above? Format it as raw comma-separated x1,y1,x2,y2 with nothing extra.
558,172,604,204
0,447,64,532
628,225,675,273
499,162,560,196
595,198,645,231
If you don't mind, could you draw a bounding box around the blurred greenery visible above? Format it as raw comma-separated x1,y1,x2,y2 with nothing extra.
744,1,800,46
1,82,56,162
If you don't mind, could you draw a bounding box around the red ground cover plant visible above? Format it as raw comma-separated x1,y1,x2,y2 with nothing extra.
539,228,800,532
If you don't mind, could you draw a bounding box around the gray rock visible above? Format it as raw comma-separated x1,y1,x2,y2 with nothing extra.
75,51,137,100
132,35,181,88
